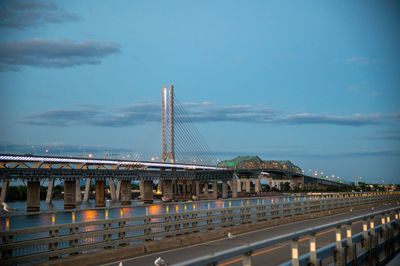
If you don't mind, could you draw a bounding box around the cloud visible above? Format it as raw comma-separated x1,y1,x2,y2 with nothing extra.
212,149,400,159
0,1,80,29
21,101,400,128
0,142,133,156
0,38,120,71
363,130,400,141
273,113,398,126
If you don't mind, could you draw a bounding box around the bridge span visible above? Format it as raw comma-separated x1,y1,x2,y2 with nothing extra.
0,154,233,211
0,154,347,212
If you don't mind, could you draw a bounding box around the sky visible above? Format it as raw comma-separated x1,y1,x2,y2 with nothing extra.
0,0,399,184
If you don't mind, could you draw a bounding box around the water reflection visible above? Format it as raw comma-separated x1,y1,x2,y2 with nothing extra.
148,205,163,215
82,210,99,222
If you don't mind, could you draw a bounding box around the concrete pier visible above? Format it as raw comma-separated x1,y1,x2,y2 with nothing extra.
255,179,260,194
45,179,54,204
75,179,82,204
230,176,238,198
212,181,218,199
139,180,145,200
245,179,251,193
64,180,76,209
237,179,242,193
162,180,173,201
195,181,200,198
109,179,116,201
1,179,9,204
27,180,40,212
120,180,131,205
142,180,153,204
157,180,163,194
116,181,121,201
222,181,228,199
95,180,106,207
83,178,91,202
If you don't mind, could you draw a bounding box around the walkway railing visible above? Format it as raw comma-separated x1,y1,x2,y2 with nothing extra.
173,207,400,266
1,194,399,265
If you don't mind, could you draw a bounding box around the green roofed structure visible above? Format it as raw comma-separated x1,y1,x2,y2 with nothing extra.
218,156,302,174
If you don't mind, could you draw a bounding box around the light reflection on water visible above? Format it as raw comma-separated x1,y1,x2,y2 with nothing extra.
1,196,305,230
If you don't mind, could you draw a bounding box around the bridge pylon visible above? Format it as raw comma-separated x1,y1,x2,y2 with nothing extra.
162,84,175,163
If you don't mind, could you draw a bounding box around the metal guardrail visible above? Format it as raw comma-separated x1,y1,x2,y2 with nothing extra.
173,207,400,266
0,194,399,265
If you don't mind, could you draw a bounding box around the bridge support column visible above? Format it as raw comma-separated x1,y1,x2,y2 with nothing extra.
222,181,228,199
195,181,200,197
116,181,121,201
83,178,91,202
64,180,76,209
95,180,106,207
237,179,241,193
27,180,40,212
142,181,153,204
120,180,131,205
45,179,54,204
157,180,163,194
162,180,173,201
245,179,251,193
1,179,9,204
255,179,260,194
212,181,218,199
230,175,237,198
75,179,82,204
139,180,145,199
109,179,116,201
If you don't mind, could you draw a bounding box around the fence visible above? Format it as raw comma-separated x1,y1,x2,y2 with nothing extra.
1,193,399,265
173,207,400,266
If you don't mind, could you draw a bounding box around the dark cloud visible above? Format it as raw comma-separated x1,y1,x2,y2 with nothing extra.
21,102,400,128
0,1,80,29
0,142,133,156
212,149,400,159
0,38,120,71
273,113,399,126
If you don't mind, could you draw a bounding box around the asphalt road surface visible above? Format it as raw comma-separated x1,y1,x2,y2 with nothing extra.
103,202,399,266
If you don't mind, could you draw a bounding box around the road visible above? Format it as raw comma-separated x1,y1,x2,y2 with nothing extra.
103,202,398,266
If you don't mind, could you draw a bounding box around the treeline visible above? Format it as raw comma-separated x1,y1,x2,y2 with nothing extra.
2,184,143,201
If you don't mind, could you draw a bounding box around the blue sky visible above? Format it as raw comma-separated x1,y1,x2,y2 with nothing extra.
0,0,399,184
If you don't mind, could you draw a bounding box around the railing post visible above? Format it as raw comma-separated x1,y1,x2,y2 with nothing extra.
346,223,355,265
70,224,79,255
242,251,252,266
381,215,387,240
291,237,300,266
49,220,58,259
207,211,212,228
309,233,318,266
386,214,393,257
165,215,171,234
145,215,152,240
334,226,345,266
119,219,126,246
362,219,369,250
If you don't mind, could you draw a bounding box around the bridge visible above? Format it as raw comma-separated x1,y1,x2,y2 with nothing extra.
0,85,345,212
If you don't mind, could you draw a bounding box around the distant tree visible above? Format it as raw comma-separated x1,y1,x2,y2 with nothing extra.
281,182,291,191
261,184,270,192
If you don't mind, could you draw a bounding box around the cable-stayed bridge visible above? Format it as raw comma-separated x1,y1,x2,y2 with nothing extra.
0,85,344,211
